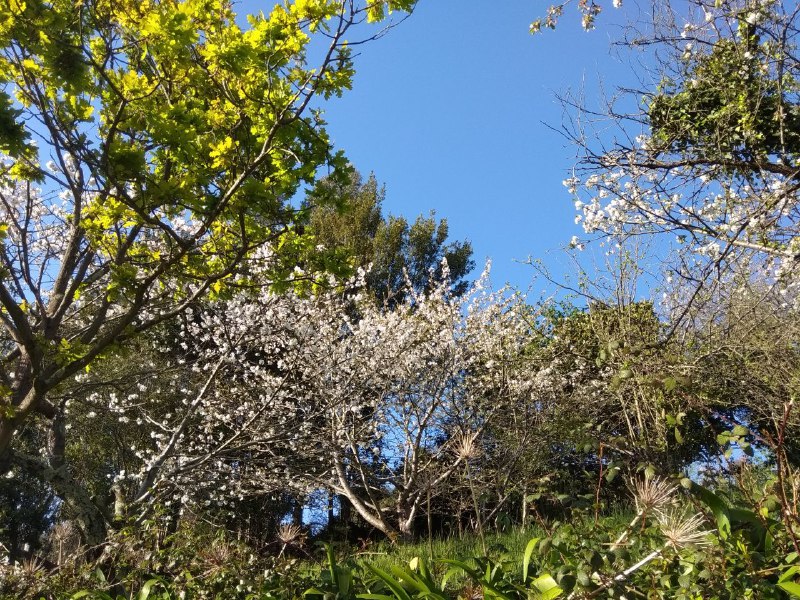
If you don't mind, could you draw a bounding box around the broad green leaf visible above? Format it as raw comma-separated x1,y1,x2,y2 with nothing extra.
533,573,563,599
778,581,800,598
325,543,337,581
674,427,684,443
780,566,800,582
438,558,480,579
523,537,540,582
304,587,327,597
441,567,461,590
364,564,412,600
693,483,730,539
137,578,167,600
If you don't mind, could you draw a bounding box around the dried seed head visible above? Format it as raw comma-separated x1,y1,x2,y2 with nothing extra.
453,431,481,460
657,508,711,550
631,476,677,513
198,540,239,579
51,521,77,542
277,523,304,546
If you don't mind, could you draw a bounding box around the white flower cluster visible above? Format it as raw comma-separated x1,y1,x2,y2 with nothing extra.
561,0,800,311
566,141,800,309
70,258,540,523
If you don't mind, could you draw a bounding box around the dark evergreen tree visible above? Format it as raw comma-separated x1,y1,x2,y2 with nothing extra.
306,171,475,305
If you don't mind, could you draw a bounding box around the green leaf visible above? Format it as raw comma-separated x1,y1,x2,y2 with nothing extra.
337,567,353,596
0,91,29,157
693,483,730,539
366,3,384,22
778,581,800,598
137,578,166,600
441,567,461,590
387,565,437,596
532,573,563,599
304,587,327,597
364,564,412,600
325,543,339,591
523,537,540,582
72,593,114,600
780,566,800,582
674,427,684,443
576,570,591,587
438,558,480,579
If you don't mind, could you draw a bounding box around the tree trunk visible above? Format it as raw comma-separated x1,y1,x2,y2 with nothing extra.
331,451,396,538
293,495,305,527
398,518,413,540
396,500,417,541
521,486,528,532
338,494,351,525
9,450,110,549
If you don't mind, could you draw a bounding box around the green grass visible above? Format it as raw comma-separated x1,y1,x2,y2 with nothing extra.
345,527,544,574
325,508,638,569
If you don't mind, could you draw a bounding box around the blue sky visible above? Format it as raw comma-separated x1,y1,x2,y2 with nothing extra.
315,2,641,292
234,1,647,293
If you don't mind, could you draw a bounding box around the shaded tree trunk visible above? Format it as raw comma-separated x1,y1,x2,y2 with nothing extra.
9,450,110,549
338,494,351,525
521,485,528,531
293,495,305,527
327,493,334,529
397,499,417,541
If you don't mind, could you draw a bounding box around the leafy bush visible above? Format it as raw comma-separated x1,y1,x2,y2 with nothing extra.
7,474,800,599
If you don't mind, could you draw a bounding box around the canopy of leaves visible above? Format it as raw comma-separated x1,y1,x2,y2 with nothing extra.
649,33,800,164
0,0,415,546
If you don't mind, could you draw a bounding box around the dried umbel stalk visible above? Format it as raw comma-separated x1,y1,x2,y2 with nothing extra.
277,523,306,558
610,476,678,551
632,476,677,514
574,477,711,599
657,508,711,550
277,523,305,546
453,430,482,460
50,521,80,566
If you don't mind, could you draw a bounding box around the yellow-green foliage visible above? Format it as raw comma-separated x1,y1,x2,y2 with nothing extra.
0,0,413,296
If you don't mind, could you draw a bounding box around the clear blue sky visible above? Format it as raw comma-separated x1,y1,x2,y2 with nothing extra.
245,1,644,292
319,2,643,292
